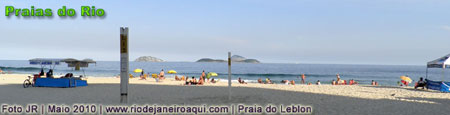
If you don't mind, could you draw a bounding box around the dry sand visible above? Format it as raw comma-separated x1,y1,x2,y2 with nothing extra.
1,74,449,114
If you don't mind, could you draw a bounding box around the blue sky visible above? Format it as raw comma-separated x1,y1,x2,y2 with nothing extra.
1,0,450,65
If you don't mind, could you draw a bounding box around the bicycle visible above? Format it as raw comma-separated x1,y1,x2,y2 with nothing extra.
23,76,35,88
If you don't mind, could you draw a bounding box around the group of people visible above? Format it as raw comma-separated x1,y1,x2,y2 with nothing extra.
371,80,379,86
397,77,427,89
135,70,432,87
135,69,221,85
184,70,217,85
137,69,166,82
37,69,54,78
249,74,360,86
0,68,12,74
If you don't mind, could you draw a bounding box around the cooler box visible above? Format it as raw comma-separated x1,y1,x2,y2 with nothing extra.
35,78,87,88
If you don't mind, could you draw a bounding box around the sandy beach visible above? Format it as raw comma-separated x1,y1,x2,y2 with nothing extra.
1,74,450,114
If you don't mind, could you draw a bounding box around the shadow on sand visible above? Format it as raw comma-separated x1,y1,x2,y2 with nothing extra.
1,84,449,114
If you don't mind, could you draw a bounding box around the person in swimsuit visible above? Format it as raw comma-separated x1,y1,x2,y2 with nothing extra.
301,74,306,84
159,69,165,80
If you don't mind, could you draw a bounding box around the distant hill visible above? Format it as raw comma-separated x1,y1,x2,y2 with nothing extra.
135,56,164,62
196,58,226,63
196,55,260,63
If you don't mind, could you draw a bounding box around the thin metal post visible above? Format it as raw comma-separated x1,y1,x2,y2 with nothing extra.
120,27,129,103
228,52,232,101
442,65,445,82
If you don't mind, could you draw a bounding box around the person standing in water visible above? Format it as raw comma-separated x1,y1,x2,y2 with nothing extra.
201,70,206,82
301,74,306,84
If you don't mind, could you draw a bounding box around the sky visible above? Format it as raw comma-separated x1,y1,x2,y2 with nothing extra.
1,0,450,65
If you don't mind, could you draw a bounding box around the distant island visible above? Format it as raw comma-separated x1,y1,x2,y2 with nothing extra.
196,55,260,63
135,56,164,62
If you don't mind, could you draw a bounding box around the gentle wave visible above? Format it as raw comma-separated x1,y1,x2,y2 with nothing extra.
0,66,43,71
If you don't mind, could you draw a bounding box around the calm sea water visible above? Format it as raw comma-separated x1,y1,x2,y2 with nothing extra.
1,60,449,86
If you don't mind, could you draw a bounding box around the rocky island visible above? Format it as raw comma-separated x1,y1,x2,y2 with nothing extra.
196,55,260,63
134,56,164,62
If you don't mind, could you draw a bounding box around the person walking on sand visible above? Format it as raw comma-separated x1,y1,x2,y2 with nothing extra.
301,74,306,84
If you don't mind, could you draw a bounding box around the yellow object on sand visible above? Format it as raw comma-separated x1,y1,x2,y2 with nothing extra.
168,70,177,74
129,74,134,78
400,76,412,83
134,69,143,73
152,74,158,78
143,74,148,78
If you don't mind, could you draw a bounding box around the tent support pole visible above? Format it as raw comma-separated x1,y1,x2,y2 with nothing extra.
443,68,445,82
228,52,232,101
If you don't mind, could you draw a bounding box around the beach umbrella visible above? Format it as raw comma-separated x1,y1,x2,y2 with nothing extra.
206,72,218,79
208,72,218,76
168,70,177,74
134,69,143,73
400,76,412,83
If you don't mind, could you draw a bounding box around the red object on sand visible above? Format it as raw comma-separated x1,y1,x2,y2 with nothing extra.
401,80,408,86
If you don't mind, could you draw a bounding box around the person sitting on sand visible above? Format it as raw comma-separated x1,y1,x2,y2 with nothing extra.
62,73,73,78
257,78,263,84
39,69,44,76
375,81,379,86
352,79,358,85
332,79,336,85
308,82,312,85
211,78,217,83
371,80,376,86
198,77,204,85
181,76,186,81
192,77,197,84
159,69,165,79
290,80,295,85
175,75,180,81
265,78,273,84
238,78,247,84
316,80,321,85
336,74,341,83
281,80,289,85
185,77,191,85
46,69,53,78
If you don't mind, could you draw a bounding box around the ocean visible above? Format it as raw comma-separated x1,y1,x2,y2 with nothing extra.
1,60,449,86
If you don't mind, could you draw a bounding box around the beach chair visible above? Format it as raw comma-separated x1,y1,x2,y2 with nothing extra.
151,74,160,82
140,74,148,80
129,74,134,78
